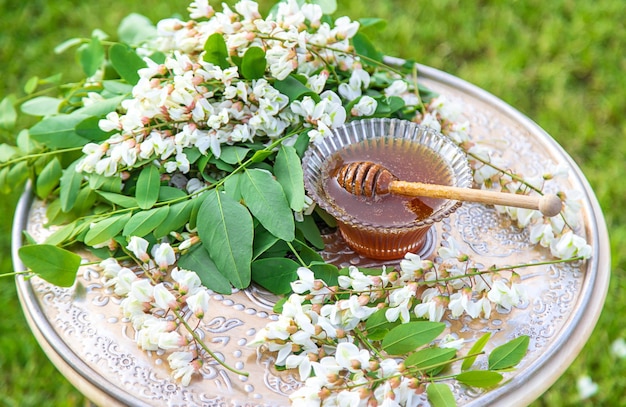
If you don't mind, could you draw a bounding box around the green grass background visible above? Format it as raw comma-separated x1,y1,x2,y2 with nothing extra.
1,0,624,405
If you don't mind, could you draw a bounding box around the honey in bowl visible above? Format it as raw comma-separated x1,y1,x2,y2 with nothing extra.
322,137,454,226
302,118,472,261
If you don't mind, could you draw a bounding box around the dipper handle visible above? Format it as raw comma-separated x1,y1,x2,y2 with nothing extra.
390,180,562,217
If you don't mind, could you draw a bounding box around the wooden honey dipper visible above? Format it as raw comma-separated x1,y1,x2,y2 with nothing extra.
335,161,563,217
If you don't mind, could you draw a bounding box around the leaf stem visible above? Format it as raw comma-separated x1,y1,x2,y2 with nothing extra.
172,308,249,377
0,146,84,169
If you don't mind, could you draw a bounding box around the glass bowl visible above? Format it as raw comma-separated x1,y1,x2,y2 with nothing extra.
302,118,472,260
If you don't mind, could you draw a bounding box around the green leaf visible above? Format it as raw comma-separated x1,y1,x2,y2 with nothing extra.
84,212,132,246
295,216,324,249
0,167,10,194
240,168,294,241
29,113,90,148
374,95,405,116
365,308,401,341
273,75,318,102
252,225,280,260
0,144,18,162
177,244,232,294
274,144,305,212
102,80,133,95
123,206,169,237
153,199,195,238
117,13,157,46
75,95,127,117
75,116,114,142
43,222,77,246
404,347,456,375
456,371,503,388
203,33,230,69
88,173,122,192
24,76,39,94
95,191,138,208
381,321,446,355
250,149,273,163
488,335,530,370
135,165,161,209
462,332,492,371
297,243,324,265
427,383,457,407
251,257,299,294
157,186,188,202
59,161,83,212
196,189,253,289
357,17,387,33
0,96,17,130
352,32,383,64
309,262,339,287
240,46,266,79
79,36,105,77
109,43,147,85
36,157,63,199
7,161,29,189
219,145,250,164
20,96,62,116
18,244,80,287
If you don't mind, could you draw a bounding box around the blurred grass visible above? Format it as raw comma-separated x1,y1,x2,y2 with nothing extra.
1,0,625,405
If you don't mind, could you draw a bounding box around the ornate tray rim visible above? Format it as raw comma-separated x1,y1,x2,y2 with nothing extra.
12,63,611,407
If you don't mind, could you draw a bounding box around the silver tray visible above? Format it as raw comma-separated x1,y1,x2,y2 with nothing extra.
12,64,610,406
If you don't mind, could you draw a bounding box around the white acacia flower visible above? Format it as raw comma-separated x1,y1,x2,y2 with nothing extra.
487,279,526,311
338,266,375,291
285,352,313,380
98,111,123,132
164,151,191,173
158,331,187,350
137,316,171,351
447,120,471,143
335,342,370,371
529,222,555,247
113,268,139,296
152,243,176,269
338,68,370,101
186,290,210,318
168,351,196,386
439,334,464,350
550,230,592,259
290,267,316,294
429,95,462,122
438,236,466,261
94,156,118,177
130,278,154,303
153,283,178,310
171,267,203,295
288,377,324,406
99,258,122,278
414,289,446,322
126,236,150,262
385,286,413,323
331,16,360,40
351,95,377,117
420,112,442,132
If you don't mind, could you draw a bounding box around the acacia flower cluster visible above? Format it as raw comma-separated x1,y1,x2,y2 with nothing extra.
99,236,215,386
250,238,539,405
76,0,407,183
